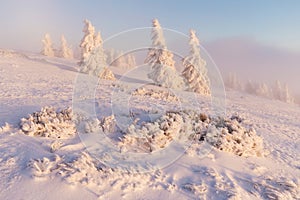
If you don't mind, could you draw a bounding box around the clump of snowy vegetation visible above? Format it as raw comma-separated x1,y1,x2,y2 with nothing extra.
182,30,211,95
20,107,76,138
120,110,264,157
145,19,184,89
206,116,264,157
133,87,179,102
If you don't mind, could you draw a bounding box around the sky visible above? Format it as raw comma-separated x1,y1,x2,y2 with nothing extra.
0,0,299,94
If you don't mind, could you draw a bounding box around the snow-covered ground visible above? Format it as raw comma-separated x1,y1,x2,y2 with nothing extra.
0,49,299,200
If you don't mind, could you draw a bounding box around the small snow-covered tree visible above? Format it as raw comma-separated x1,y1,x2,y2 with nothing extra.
272,80,283,100
41,33,54,57
127,53,136,68
79,20,115,80
182,30,210,95
59,35,73,59
225,72,242,90
256,82,270,98
79,19,96,59
282,83,294,103
145,19,184,89
114,50,127,67
106,49,115,66
245,79,256,94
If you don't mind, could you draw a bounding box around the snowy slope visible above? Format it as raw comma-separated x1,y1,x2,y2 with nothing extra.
0,49,299,200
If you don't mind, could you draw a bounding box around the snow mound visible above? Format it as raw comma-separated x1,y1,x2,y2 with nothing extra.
120,110,264,157
20,107,76,138
133,87,179,102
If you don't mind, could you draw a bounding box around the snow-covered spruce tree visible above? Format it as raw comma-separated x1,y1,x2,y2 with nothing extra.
145,19,184,89
59,35,73,59
114,50,127,68
41,33,55,57
256,82,270,98
79,19,96,59
79,20,115,80
182,30,211,95
272,80,283,101
281,83,294,103
127,53,136,68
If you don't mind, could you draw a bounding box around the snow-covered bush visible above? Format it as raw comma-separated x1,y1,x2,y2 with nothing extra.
182,30,210,95
79,20,115,80
133,87,179,102
41,33,55,57
207,117,264,157
58,35,73,59
28,155,62,179
20,107,76,138
120,111,200,153
120,110,264,157
145,19,184,89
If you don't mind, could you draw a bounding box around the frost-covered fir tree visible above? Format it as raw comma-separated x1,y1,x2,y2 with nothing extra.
41,33,54,57
282,83,294,103
272,80,294,103
127,54,136,68
256,82,270,98
59,35,73,59
272,80,283,101
145,19,184,89
79,20,115,80
79,19,96,59
182,30,210,95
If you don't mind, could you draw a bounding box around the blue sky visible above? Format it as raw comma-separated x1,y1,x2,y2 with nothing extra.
1,0,300,51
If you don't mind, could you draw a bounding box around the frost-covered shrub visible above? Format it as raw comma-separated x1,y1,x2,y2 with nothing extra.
120,110,264,157
101,115,117,134
20,107,76,138
133,87,179,102
208,117,264,157
120,111,207,153
28,155,62,179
